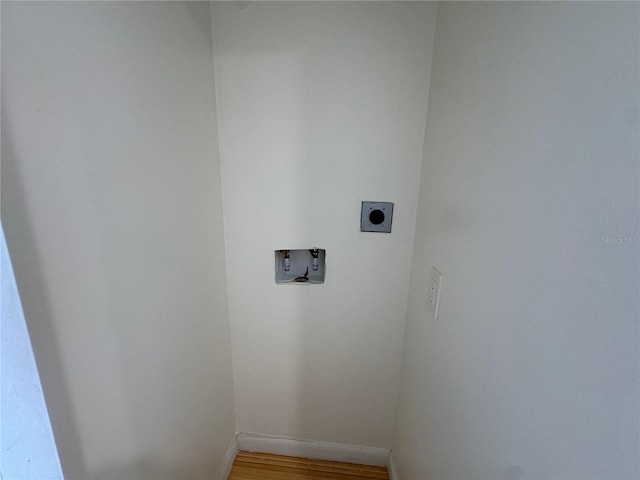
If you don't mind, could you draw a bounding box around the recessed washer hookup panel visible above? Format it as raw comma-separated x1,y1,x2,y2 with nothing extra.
275,248,325,284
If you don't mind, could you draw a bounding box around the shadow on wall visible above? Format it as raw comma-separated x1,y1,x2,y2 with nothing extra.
86,451,221,480
1,122,84,479
1,221,63,479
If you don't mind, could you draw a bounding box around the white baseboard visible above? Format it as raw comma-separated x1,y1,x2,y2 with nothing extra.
235,432,390,467
387,450,399,480
220,434,239,480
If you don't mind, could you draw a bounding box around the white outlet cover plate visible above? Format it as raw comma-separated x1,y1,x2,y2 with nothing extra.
429,266,443,319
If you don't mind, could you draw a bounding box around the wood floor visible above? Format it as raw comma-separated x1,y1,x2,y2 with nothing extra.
227,451,389,480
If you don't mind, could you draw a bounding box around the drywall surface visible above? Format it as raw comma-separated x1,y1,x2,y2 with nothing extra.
1,2,235,478
394,2,640,479
2,223,63,479
212,2,436,448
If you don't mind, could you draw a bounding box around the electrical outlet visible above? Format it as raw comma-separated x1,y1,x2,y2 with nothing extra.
428,266,443,319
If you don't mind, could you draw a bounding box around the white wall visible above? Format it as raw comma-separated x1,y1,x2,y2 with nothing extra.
1,2,235,478
212,2,436,448
394,2,640,479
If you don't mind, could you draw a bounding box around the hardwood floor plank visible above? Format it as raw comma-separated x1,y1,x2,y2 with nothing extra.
234,451,386,469
235,452,387,474
227,451,389,480
234,455,387,478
